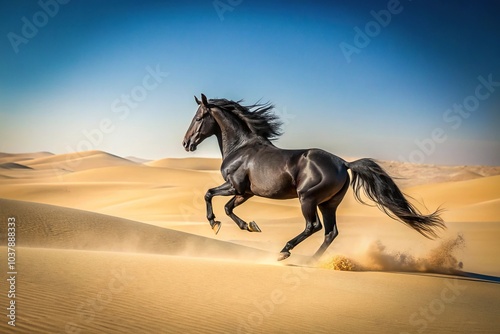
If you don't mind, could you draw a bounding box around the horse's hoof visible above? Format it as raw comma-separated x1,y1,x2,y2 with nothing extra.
277,251,291,261
211,221,221,235
248,221,261,232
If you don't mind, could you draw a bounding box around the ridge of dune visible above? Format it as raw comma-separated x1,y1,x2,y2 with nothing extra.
407,174,500,206
55,164,222,185
0,162,33,169
125,155,152,164
0,198,270,260
403,175,500,222
447,199,500,223
16,150,137,171
0,151,53,158
146,157,222,170
17,150,128,164
0,151,54,164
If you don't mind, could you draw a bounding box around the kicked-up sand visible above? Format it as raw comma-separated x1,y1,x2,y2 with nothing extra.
0,150,499,333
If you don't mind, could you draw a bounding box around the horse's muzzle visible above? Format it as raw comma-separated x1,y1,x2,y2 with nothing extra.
182,139,197,152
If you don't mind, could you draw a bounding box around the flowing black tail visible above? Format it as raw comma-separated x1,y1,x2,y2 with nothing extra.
346,158,445,239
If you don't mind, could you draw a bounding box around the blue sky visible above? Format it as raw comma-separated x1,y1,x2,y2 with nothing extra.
1,0,499,165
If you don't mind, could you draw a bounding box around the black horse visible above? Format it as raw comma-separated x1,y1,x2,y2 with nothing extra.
183,94,445,261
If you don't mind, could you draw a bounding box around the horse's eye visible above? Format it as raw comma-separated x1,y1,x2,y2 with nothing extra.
196,117,202,121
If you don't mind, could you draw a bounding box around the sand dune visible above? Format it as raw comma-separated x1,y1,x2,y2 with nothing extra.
0,150,499,333
0,162,33,169
0,167,69,181
405,175,500,222
378,160,500,187
125,156,152,164
16,150,137,171
1,247,498,334
0,198,269,259
146,157,222,170
58,164,220,185
0,151,53,164
1,199,500,334
1,152,498,224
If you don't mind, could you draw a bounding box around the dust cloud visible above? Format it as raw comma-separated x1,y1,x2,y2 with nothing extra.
321,234,465,274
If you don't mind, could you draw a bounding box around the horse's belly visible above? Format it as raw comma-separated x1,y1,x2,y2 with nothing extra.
249,173,297,199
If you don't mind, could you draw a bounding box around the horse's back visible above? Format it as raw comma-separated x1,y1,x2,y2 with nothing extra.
244,145,348,200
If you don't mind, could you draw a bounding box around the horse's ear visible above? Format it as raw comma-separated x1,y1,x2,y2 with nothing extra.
194,95,201,105
201,93,209,107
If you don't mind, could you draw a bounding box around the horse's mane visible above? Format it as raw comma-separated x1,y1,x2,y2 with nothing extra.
209,98,283,140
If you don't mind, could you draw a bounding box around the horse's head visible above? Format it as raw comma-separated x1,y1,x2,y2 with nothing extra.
183,94,218,152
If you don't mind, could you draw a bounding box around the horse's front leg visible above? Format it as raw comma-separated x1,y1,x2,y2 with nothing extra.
224,194,261,232
205,181,236,234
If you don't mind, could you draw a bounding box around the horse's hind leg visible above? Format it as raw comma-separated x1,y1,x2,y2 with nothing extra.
224,194,261,232
278,197,322,261
312,205,339,261
312,180,350,261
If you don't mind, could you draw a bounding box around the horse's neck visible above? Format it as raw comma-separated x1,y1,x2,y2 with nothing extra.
212,108,252,158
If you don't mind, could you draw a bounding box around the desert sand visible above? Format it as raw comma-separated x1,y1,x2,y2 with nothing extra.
0,150,499,333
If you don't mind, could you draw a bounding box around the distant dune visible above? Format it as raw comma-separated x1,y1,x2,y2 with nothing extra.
378,160,500,187
0,162,32,169
0,151,53,164
15,150,137,171
0,150,499,333
146,157,222,170
125,156,152,164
